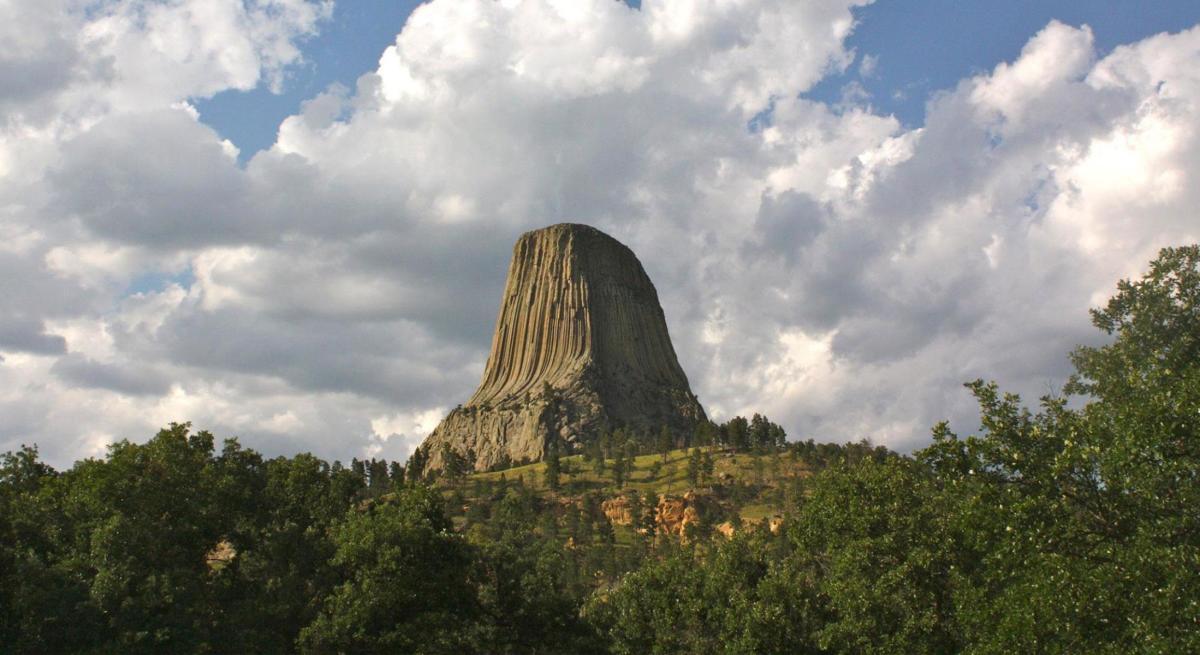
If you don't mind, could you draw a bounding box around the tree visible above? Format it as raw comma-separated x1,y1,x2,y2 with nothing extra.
441,444,470,482
686,448,702,487
586,531,819,654
694,421,718,449
407,446,428,483
0,446,101,653
612,451,627,488
474,537,604,653
770,423,787,449
228,451,360,652
725,416,750,453
749,414,771,449
78,425,232,653
592,437,607,476
917,245,1200,652
657,426,673,460
368,458,390,494
640,490,658,535
600,431,614,461
298,487,482,654
1066,245,1200,542
544,438,562,491
1058,244,1200,649
789,458,961,653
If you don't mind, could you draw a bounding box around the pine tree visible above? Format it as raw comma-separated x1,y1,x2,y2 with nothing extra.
658,426,673,461
544,438,561,491
591,437,606,476
687,448,701,487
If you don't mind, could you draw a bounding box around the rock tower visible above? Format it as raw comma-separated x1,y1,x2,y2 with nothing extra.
420,223,706,472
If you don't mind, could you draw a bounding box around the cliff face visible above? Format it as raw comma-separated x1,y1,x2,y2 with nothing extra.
421,223,706,471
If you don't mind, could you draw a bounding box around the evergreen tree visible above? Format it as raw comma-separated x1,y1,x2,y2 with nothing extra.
657,425,673,460
592,439,607,476
406,446,427,483
725,416,750,452
544,438,561,492
612,451,626,488
440,444,470,482
368,458,389,493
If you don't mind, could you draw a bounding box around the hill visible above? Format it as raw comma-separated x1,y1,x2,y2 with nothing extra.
434,439,891,546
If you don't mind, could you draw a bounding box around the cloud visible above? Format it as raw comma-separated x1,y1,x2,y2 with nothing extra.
49,108,253,247
1,1,1198,468
0,316,67,355
50,354,173,396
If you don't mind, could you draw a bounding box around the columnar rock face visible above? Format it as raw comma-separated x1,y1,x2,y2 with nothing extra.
421,223,706,472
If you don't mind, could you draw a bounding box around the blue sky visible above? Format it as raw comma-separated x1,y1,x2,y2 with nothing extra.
194,0,424,160
197,1,1200,160
810,1,1200,125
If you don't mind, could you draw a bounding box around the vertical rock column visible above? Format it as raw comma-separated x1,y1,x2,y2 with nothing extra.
421,223,706,472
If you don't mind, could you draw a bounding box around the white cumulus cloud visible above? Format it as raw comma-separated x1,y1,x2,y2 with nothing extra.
1,1,1198,468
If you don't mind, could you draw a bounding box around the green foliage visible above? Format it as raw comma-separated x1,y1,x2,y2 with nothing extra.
298,487,480,654
915,244,1200,652
788,458,960,653
657,426,673,459
588,531,822,655
686,448,701,486
441,444,471,482
544,437,562,491
725,416,750,452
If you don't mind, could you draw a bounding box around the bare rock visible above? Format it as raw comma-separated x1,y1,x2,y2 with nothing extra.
421,223,706,471
601,495,634,526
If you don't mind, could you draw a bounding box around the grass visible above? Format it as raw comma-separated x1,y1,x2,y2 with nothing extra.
462,446,811,523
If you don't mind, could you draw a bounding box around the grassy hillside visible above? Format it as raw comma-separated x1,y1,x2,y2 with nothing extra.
449,445,815,527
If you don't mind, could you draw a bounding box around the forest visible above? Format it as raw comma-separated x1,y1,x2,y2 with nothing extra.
1,245,1197,654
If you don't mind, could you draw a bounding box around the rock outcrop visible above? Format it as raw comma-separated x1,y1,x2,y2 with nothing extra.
601,495,634,527
654,492,701,539
421,223,705,471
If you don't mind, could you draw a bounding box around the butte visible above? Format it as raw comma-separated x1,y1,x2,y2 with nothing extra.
419,223,706,472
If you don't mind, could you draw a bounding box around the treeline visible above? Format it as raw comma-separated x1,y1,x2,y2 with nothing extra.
0,418,814,654
0,426,607,653
414,411,791,481
541,413,791,491
1,245,1197,653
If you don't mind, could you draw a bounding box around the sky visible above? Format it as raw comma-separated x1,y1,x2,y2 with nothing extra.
2,0,1198,468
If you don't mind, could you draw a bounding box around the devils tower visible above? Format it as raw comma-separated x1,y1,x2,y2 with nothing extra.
420,223,706,472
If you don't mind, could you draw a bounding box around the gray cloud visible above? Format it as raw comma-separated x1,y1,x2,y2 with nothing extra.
0,317,66,355
50,354,172,396
49,109,255,248
748,190,828,265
